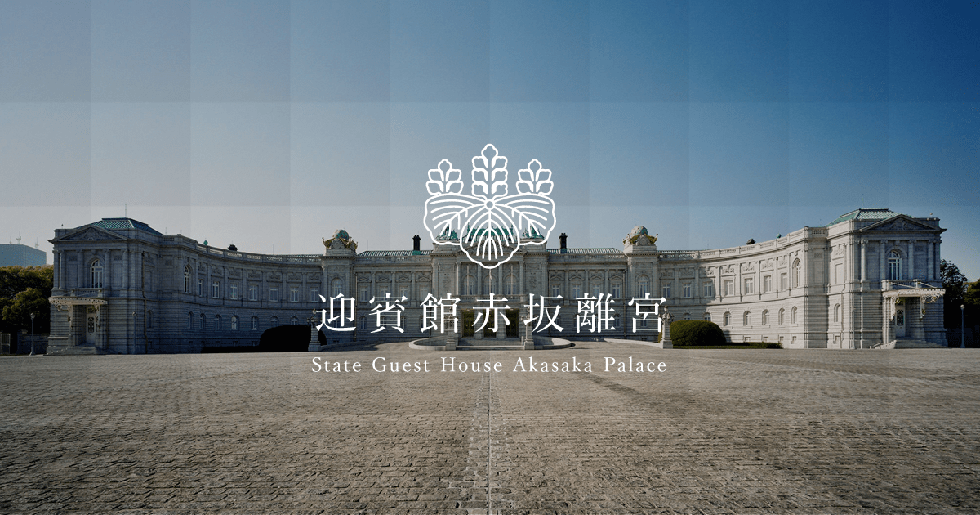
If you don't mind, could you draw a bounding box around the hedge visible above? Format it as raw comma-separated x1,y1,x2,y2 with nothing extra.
666,320,727,346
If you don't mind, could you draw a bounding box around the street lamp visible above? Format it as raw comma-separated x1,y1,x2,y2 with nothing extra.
29,313,35,356
962,304,966,348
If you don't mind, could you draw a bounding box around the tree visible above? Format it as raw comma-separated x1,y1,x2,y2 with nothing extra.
964,280,980,336
940,259,968,330
0,266,53,333
1,288,50,334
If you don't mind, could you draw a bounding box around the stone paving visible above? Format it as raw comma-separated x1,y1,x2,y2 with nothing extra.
1,342,979,513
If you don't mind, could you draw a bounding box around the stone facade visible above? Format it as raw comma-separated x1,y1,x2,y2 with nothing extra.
46,209,947,354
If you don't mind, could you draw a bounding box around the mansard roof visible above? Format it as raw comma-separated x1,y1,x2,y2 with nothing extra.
91,217,162,235
827,208,902,226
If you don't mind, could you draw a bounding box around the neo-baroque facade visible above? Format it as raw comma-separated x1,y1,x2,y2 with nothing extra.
47,208,946,354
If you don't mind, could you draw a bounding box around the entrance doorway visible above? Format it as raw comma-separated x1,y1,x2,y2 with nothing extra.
895,306,906,338
86,311,97,345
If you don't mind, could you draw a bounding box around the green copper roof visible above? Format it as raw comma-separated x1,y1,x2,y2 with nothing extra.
827,208,901,227
548,248,621,254
92,217,162,235
359,250,432,257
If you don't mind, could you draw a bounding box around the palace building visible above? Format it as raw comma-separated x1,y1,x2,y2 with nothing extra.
46,208,947,354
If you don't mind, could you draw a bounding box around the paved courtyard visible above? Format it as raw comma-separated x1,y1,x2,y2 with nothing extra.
1,342,979,514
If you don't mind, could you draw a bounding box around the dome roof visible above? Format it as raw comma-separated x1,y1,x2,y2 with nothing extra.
332,229,350,240
629,226,648,238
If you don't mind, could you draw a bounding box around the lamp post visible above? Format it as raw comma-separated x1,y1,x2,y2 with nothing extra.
962,304,966,348
29,313,35,356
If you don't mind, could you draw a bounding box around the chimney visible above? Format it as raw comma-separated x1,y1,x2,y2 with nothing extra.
412,235,421,252
559,232,568,253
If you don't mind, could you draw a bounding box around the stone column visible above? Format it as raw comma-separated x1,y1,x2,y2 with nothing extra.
53,251,60,289
860,239,867,282
908,241,914,281
927,240,934,281
519,259,524,295
879,241,886,283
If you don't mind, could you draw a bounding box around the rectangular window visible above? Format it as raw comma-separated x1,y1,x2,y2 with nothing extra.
682,284,692,298
592,285,601,298
763,275,772,293
552,285,561,297
572,286,582,299
211,281,220,298
269,287,279,302
310,288,319,302
611,284,621,299
360,288,369,302
780,273,788,291
661,285,671,298
744,277,754,294
834,263,842,284
229,284,238,300
146,271,153,291
251,317,258,331
639,281,649,296
290,287,299,302
198,279,204,297
703,281,714,298
400,287,409,300
724,280,734,296
249,285,257,301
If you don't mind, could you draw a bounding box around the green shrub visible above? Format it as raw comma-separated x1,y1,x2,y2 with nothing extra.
668,320,727,346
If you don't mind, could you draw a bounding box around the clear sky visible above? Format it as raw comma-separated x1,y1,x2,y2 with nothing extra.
1,0,977,279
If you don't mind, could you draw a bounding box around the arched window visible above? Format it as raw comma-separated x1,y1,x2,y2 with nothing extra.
184,268,191,293
231,315,239,330
888,250,902,281
251,316,258,331
199,313,206,330
505,275,516,295
291,316,299,325
147,311,153,329
834,304,841,323
91,259,104,288
778,308,785,325
271,316,279,327
704,312,711,321
215,314,221,330
683,312,691,320
762,309,769,325
743,312,750,326
791,306,798,325
723,312,731,326
332,278,343,296
465,275,476,295
792,259,801,288
187,312,193,329
638,275,649,296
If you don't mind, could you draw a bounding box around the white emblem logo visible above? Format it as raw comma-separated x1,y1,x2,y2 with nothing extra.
423,144,556,269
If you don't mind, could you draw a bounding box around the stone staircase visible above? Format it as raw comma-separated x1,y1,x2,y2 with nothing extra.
875,339,945,349
456,337,526,351
46,344,100,356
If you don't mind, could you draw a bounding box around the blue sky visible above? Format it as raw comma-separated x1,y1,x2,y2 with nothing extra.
1,0,977,279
